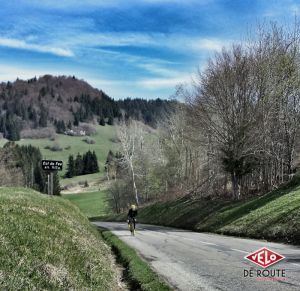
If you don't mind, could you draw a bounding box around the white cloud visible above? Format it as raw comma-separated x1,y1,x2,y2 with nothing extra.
63,31,229,54
138,75,192,90
189,38,227,52
0,37,74,57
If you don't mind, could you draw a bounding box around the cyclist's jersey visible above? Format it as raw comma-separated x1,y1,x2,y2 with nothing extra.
128,209,138,219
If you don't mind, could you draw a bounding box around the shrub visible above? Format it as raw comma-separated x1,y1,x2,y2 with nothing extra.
44,143,63,152
82,138,96,144
109,136,121,143
79,123,97,136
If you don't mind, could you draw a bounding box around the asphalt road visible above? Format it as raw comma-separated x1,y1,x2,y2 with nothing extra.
93,222,300,291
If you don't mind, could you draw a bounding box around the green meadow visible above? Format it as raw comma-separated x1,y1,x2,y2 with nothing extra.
16,125,117,178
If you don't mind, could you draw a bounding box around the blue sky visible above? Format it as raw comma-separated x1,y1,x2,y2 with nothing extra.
0,0,299,99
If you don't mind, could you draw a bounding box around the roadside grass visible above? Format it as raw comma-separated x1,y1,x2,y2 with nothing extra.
94,178,300,244
0,187,119,290
15,124,117,178
98,229,172,291
63,190,112,218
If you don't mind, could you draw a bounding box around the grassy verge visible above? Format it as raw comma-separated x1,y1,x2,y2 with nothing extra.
0,187,119,290
93,178,300,244
63,190,112,218
98,228,172,291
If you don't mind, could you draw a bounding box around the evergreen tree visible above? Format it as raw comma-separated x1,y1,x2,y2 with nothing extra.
92,151,100,172
67,120,72,129
108,116,114,125
65,155,75,178
75,153,84,176
5,114,20,141
82,151,91,174
99,117,105,126
55,120,66,133
73,114,79,126
39,107,48,127
34,164,45,192
53,171,61,195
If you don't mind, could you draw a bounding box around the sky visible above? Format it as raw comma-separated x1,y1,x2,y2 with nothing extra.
0,0,299,99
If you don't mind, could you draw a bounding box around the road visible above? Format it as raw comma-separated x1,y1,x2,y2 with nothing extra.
93,222,300,291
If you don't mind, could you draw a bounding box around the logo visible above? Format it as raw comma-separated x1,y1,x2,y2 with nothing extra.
244,247,285,268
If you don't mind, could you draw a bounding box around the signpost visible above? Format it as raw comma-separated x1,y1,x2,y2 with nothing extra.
42,160,63,195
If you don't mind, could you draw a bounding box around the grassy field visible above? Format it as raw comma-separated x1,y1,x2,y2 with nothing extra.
0,187,119,290
63,190,112,218
96,177,300,244
60,172,104,188
15,124,117,178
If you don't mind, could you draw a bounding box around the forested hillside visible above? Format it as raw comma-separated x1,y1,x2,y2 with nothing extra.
0,75,175,141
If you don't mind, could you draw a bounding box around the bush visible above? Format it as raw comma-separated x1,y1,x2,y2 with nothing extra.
79,123,97,136
82,138,96,144
109,136,121,143
44,143,63,152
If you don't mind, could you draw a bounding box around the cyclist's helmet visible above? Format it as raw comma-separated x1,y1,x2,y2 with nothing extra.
131,204,136,210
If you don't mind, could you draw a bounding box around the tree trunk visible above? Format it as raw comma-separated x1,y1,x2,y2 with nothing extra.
130,162,139,205
231,172,240,200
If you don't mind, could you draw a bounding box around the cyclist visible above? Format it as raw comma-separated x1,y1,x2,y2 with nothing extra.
127,204,138,230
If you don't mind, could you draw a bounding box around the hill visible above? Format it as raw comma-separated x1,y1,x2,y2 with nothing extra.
0,187,120,290
97,177,300,245
0,75,176,141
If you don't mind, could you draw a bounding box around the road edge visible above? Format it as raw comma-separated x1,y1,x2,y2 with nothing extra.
95,226,173,291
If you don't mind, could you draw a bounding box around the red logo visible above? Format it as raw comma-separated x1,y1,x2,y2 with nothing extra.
245,247,285,268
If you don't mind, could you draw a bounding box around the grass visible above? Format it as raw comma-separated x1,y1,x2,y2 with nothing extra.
95,178,300,244
63,190,112,218
15,124,117,178
0,187,119,290
99,229,172,291
60,172,104,187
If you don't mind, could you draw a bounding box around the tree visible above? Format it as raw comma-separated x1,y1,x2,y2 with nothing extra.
99,117,105,126
73,114,79,126
39,107,48,127
117,120,145,205
92,151,100,173
55,120,66,133
108,116,114,125
5,114,21,141
75,153,84,176
65,155,75,178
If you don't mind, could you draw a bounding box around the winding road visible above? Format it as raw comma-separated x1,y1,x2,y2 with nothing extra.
93,222,300,291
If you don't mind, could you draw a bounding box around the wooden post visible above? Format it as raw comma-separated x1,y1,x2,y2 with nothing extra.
47,174,50,195
50,172,54,195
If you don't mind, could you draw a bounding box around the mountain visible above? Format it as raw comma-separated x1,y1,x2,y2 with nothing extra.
0,75,176,140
